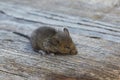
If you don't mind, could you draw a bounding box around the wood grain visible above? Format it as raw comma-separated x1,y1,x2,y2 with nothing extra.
0,2,120,80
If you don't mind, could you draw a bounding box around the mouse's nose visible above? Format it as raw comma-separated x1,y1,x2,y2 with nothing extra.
70,49,77,55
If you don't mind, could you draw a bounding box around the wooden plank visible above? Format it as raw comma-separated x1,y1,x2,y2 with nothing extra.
0,2,120,42
0,2,120,80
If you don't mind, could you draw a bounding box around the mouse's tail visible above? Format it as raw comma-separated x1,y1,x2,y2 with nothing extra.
13,32,30,40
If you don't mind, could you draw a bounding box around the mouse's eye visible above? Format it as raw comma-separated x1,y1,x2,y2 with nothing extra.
56,40,60,44
54,40,60,45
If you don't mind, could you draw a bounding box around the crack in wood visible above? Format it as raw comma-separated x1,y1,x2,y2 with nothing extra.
0,70,28,78
0,10,120,42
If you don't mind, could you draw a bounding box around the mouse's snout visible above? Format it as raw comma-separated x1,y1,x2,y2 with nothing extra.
70,49,77,55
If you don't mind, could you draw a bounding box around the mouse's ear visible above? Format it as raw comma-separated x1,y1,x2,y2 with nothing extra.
63,28,70,36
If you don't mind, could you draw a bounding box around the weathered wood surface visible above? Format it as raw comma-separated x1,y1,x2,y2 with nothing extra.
0,2,120,80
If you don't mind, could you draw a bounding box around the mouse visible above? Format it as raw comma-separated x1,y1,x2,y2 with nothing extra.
13,26,77,55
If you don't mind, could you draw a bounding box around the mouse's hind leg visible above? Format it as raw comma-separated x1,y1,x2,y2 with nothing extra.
31,42,40,52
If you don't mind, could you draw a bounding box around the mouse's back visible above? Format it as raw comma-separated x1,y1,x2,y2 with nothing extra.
30,27,56,52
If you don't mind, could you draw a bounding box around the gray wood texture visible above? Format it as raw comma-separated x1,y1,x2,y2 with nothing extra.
0,2,120,80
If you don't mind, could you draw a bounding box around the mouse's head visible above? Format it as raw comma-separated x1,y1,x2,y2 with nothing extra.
48,28,77,55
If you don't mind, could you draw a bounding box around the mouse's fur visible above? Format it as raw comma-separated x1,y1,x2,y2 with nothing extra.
13,26,77,55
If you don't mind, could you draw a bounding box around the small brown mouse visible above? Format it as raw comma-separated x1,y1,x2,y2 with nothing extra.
13,26,77,55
